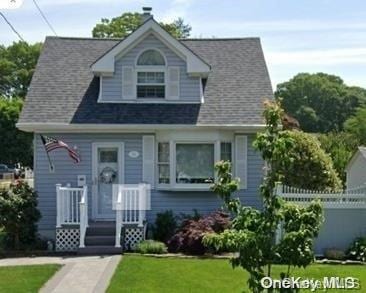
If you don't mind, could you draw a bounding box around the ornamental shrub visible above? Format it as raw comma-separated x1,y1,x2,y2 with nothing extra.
283,130,342,191
0,180,41,249
168,211,230,255
347,237,366,262
153,210,177,243
135,240,168,254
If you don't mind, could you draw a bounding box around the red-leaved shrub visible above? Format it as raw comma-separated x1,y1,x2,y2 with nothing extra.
168,211,230,255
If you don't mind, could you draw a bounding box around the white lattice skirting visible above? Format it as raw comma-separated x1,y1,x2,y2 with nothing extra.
124,227,144,250
56,228,80,251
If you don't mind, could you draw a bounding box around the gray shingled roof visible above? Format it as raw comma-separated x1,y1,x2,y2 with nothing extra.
19,36,273,125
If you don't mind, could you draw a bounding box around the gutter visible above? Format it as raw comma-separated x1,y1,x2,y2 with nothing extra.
16,122,266,133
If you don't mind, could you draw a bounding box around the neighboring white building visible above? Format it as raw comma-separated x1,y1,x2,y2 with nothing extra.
346,146,366,189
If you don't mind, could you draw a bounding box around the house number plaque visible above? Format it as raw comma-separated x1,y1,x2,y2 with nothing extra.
128,151,140,158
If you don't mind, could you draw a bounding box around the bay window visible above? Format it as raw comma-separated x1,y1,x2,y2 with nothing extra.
157,140,232,189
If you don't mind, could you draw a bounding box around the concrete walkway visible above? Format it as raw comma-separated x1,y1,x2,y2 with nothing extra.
0,255,121,293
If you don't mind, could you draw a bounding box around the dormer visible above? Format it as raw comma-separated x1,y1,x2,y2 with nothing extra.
93,8,210,103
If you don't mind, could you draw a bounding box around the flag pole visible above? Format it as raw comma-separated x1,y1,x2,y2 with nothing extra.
40,135,54,172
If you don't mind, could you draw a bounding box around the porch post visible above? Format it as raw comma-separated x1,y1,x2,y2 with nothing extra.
138,184,145,227
56,184,62,228
115,210,122,248
115,185,122,248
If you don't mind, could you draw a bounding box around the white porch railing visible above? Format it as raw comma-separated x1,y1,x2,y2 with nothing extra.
56,184,88,247
56,183,150,249
113,183,151,247
276,183,366,209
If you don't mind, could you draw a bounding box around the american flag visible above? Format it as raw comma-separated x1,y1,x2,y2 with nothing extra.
41,135,81,163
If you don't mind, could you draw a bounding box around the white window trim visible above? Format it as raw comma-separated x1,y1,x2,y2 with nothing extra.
156,139,231,191
135,47,167,67
157,142,170,185
135,48,167,99
135,68,167,99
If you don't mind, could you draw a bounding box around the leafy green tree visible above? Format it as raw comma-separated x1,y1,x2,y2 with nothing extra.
204,100,323,292
0,97,33,166
275,73,366,133
283,130,342,190
0,41,42,98
317,132,359,185
344,107,366,145
92,12,191,39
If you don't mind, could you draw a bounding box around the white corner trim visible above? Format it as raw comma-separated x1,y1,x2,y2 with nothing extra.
199,77,204,104
97,76,103,102
91,19,210,75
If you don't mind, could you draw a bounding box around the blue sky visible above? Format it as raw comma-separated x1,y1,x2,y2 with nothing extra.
1,0,365,89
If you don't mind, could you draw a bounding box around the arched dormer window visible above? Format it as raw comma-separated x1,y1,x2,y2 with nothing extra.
137,49,166,66
136,49,166,98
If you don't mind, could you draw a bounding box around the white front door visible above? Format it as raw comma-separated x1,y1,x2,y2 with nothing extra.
92,142,124,219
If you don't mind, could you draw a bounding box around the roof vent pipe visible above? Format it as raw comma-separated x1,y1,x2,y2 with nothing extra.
141,7,153,22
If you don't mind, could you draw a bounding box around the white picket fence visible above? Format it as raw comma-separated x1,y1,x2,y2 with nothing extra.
276,183,366,208
276,183,366,254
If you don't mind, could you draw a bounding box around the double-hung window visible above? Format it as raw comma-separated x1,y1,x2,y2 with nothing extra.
220,142,232,162
157,142,170,184
136,49,166,99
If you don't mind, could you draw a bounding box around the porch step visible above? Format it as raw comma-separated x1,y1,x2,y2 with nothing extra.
85,235,115,246
78,221,124,254
86,221,115,236
86,226,115,236
77,245,122,255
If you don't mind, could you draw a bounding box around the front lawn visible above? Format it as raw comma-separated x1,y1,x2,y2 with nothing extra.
0,264,60,293
108,255,366,293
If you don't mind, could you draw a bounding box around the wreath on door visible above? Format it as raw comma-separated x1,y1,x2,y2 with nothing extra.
99,167,117,184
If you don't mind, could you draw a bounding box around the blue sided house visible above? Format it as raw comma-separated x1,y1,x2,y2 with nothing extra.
17,8,273,253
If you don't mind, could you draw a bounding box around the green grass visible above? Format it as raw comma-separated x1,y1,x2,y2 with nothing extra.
0,264,60,293
107,255,366,293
